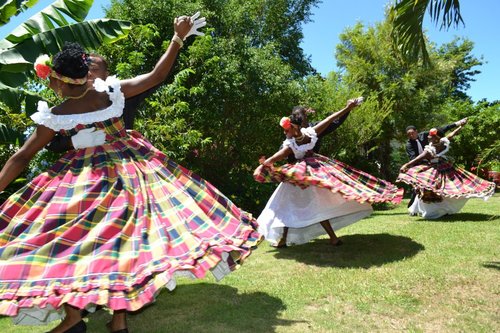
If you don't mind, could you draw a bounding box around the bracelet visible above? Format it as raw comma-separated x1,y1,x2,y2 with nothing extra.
171,34,184,48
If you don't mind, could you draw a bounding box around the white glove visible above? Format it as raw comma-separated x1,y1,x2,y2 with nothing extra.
71,127,106,149
184,12,207,40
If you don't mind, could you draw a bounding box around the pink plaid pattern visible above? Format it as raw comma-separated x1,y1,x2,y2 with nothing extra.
397,161,495,199
0,118,261,316
255,154,403,204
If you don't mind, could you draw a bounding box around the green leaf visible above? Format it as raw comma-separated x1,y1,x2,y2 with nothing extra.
0,0,39,27
0,122,25,145
0,19,132,77
2,0,94,44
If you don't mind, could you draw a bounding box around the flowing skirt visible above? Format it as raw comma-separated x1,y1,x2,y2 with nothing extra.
0,130,261,324
254,154,402,245
397,161,495,199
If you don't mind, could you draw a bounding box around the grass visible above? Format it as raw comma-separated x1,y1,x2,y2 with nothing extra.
1,195,498,332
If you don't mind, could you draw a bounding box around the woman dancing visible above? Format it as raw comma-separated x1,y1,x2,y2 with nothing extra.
0,15,261,333
254,98,403,248
398,126,495,219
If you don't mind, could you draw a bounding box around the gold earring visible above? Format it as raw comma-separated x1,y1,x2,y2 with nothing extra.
57,86,63,98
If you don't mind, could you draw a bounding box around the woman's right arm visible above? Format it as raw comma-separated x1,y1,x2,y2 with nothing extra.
400,150,431,172
120,15,200,98
262,146,293,166
312,99,359,136
446,125,463,140
0,125,55,192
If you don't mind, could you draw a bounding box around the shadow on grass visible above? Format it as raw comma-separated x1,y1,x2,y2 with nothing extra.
273,233,424,269
424,213,499,223
482,261,500,271
86,283,299,333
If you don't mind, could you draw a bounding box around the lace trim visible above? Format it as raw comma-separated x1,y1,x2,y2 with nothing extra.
283,127,318,159
30,76,125,131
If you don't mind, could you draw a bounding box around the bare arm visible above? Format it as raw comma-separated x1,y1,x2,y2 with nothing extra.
400,150,432,172
262,146,293,166
312,99,359,136
120,17,192,98
0,125,55,191
446,125,463,140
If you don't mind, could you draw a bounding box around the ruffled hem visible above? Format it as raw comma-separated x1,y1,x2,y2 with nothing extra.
6,248,257,325
0,229,261,323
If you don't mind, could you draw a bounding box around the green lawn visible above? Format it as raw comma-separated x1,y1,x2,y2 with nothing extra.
1,195,499,332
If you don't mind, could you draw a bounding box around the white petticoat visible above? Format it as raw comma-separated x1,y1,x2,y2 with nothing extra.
257,183,373,246
409,196,468,219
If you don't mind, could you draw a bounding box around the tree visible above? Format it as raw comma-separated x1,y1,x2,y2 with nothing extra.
389,0,464,64
335,19,482,179
102,0,320,212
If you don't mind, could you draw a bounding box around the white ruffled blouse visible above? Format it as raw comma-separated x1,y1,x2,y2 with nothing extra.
30,76,125,131
424,137,450,162
282,127,318,160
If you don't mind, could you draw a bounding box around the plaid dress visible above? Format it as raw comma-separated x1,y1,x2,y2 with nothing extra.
0,77,261,324
397,141,495,200
254,128,402,246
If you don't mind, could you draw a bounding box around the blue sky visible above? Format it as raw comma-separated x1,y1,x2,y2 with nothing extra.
1,0,498,102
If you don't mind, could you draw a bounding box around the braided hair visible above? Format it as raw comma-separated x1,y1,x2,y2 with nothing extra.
52,42,89,81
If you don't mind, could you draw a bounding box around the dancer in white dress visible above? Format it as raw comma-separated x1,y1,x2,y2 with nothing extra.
254,98,403,247
398,126,495,219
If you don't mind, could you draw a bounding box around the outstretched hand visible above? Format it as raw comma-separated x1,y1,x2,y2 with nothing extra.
173,15,193,40
184,12,207,40
456,117,468,126
346,96,363,110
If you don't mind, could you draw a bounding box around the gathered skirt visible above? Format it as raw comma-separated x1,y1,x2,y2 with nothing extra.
254,154,403,245
0,130,261,324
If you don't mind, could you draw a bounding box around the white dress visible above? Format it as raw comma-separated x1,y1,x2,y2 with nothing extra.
257,127,373,246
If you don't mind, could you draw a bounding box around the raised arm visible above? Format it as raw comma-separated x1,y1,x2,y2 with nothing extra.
120,13,206,98
438,117,467,134
0,125,55,192
312,98,361,136
400,150,432,173
446,125,463,140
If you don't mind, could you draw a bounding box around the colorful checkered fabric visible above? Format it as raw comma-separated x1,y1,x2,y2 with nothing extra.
397,160,496,199
254,154,403,204
0,117,261,317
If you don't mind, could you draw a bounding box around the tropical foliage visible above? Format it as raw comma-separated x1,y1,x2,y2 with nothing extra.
389,0,464,64
0,0,131,145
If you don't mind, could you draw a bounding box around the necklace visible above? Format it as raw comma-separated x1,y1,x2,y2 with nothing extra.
66,87,90,100
295,134,305,143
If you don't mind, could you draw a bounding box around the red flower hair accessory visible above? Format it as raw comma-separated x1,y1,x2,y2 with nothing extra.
429,128,438,136
34,55,52,79
280,117,291,130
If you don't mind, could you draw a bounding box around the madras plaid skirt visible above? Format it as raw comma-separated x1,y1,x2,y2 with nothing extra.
0,130,261,317
254,154,403,204
397,161,496,199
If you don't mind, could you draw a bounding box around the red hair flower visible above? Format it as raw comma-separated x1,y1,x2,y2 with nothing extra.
280,117,291,130
429,128,438,136
34,55,52,79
